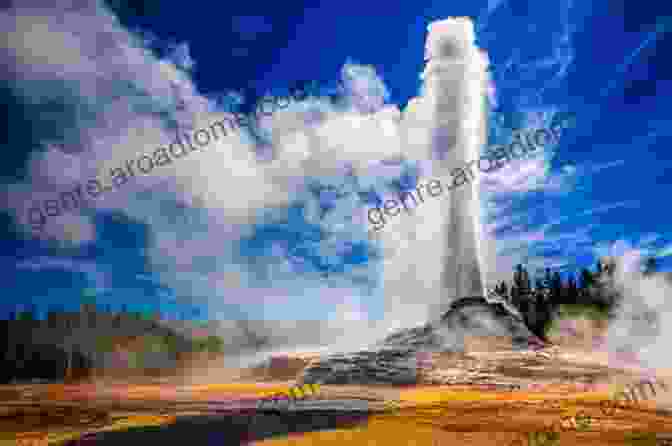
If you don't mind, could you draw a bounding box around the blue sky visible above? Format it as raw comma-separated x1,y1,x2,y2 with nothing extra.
1,0,671,331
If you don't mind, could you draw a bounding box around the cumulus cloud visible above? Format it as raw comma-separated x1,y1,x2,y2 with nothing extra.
0,1,301,237
0,0,422,352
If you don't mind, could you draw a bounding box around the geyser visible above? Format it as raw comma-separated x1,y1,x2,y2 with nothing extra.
300,18,537,385
404,17,490,302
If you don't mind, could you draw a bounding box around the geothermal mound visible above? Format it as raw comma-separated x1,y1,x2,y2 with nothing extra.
300,295,542,385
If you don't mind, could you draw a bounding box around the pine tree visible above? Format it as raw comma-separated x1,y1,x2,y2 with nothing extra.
18,305,35,321
528,275,547,337
512,264,536,328
567,274,578,304
579,268,593,290
550,272,563,308
500,282,509,300
642,257,658,277
521,268,531,295
544,268,553,289
516,264,532,310
511,265,524,310
493,281,509,300
509,283,518,308
579,268,594,304
46,305,57,328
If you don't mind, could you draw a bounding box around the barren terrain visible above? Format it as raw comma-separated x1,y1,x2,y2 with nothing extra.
3,339,672,445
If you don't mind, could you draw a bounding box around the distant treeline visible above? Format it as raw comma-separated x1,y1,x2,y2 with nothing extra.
0,305,224,384
493,256,661,340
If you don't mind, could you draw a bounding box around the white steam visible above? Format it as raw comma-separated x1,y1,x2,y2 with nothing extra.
597,243,672,374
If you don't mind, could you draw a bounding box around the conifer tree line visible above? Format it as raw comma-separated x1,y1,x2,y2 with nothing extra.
492,256,659,340
0,301,226,383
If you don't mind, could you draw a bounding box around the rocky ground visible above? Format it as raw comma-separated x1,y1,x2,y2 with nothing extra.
3,342,672,445
3,298,672,445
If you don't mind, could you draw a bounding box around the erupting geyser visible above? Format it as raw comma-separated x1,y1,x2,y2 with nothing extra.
403,17,490,302
301,18,539,385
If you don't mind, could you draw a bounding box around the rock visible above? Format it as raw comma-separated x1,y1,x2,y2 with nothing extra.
300,296,543,385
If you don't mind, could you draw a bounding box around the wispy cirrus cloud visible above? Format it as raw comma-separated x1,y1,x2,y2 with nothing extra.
482,146,641,283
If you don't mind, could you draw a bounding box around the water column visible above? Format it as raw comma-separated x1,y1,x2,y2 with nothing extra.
422,18,490,301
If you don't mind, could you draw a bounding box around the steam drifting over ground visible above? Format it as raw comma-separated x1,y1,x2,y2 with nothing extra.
597,244,672,374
